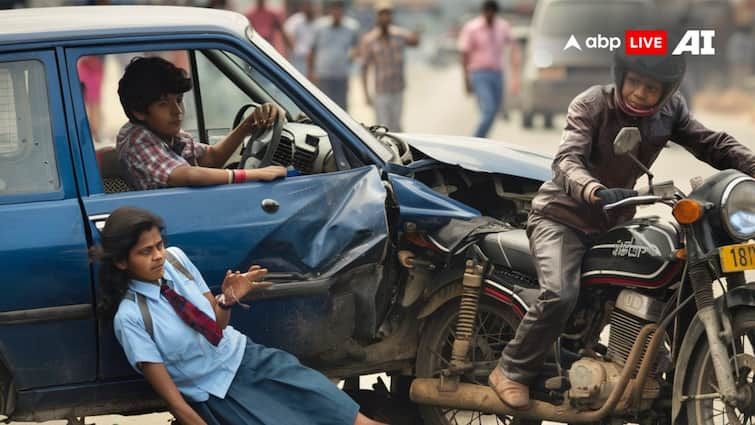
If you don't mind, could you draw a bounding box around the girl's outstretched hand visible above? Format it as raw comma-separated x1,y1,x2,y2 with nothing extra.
221,265,272,306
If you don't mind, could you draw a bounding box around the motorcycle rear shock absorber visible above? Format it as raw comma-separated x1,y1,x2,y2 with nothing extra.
441,250,485,392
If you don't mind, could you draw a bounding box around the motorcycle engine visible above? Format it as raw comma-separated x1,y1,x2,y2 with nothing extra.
568,290,665,410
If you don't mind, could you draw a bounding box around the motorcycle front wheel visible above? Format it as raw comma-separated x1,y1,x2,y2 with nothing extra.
416,296,540,425
682,308,755,425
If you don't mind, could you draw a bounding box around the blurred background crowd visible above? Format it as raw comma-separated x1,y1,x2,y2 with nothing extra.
3,0,754,141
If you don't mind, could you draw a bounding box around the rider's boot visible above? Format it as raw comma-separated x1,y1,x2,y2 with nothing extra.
488,366,530,410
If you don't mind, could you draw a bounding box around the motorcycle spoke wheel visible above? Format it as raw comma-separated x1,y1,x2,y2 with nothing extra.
683,310,755,425
416,298,534,425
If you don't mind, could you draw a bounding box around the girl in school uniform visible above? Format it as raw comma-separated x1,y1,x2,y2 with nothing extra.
95,206,385,425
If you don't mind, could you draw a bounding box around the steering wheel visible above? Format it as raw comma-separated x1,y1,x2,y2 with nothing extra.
233,103,286,169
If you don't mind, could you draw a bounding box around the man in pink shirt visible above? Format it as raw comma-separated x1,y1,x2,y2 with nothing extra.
244,0,291,54
458,0,521,138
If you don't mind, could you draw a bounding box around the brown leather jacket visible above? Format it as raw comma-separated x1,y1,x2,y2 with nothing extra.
531,84,755,236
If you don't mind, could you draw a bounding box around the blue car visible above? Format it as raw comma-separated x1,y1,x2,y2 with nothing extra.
0,5,550,423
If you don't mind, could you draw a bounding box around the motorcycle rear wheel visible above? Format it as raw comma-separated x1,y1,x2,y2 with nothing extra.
682,308,755,425
416,296,540,425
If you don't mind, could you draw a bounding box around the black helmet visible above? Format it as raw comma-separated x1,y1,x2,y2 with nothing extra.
612,47,686,117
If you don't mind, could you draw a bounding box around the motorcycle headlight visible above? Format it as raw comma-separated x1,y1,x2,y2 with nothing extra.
721,177,755,240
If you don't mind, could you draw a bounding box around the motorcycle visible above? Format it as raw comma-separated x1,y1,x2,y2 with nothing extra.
406,127,755,424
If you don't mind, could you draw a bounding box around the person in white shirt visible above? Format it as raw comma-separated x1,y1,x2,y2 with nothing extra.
284,0,318,74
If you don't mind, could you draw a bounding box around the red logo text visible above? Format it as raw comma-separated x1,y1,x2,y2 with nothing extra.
625,30,667,55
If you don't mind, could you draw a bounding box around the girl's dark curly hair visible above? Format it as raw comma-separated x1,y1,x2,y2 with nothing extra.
93,206,165,317
117,56,192,123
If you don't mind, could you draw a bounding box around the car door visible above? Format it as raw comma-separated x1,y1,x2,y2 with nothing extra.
63,42,390,380
0,51,96,396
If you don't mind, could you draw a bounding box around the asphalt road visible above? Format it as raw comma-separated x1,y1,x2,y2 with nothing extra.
16,62,755,425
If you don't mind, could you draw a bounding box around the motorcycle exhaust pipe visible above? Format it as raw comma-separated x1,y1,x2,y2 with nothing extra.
411,379,589,422
411,324,657,422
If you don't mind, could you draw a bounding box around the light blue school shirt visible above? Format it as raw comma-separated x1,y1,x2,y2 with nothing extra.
113,247,246,402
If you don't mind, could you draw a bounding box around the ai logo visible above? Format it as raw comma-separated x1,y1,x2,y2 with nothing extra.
671,30,716,55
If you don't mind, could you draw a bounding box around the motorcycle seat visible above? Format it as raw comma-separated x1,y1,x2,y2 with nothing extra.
480,229,537,277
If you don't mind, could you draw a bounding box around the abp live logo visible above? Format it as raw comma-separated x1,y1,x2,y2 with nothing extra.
625,30,715,55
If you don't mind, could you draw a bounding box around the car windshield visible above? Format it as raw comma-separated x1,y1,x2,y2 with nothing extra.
539,2,647,36
250,30,394,163
223,51,304,119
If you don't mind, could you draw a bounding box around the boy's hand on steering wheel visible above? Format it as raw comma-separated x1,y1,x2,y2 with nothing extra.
240,102,282,134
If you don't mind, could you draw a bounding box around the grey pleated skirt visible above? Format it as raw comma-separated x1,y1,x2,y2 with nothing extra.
192,337,360,425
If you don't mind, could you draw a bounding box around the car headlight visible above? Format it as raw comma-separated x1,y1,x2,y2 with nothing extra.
721,177,755,240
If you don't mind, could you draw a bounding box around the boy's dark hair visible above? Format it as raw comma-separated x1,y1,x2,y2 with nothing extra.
482,0,499,13
117,56,192,123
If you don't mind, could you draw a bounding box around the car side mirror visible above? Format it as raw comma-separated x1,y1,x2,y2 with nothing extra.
613,127,641,156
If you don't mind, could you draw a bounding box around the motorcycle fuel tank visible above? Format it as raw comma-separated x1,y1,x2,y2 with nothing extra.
582,218,683,289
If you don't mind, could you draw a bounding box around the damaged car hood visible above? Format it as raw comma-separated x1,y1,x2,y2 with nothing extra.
399,133,553,181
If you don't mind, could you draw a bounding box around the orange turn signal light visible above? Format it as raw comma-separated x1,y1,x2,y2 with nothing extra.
672,199,703,224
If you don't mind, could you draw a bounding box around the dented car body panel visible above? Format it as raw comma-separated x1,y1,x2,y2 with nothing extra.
400,133,553,181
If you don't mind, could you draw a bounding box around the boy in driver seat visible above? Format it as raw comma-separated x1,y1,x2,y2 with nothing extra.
116,56,286,190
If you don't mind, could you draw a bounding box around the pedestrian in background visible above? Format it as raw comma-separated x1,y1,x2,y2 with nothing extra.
726,21,755,88
360,0,419,132
284,0,318,74
244,0,291,54
308,0,360,111
77,55,105,142
458,0,520,138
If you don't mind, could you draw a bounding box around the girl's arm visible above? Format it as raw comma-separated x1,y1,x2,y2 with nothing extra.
206,266,272,329
141,362,207,425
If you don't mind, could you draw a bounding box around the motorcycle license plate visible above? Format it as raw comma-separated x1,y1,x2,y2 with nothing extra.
720,242,755,272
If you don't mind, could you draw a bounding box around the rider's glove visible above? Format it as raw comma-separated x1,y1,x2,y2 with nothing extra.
595,188,638,206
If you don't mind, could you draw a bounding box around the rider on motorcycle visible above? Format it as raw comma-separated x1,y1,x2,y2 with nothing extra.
488,45,755,410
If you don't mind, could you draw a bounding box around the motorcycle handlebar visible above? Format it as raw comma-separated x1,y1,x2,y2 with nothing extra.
603,195,663,211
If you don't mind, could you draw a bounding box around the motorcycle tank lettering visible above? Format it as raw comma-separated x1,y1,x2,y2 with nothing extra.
582,218,683,289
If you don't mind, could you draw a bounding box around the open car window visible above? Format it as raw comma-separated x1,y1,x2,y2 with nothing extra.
251,35,394,163
221,50,304,120
76,48,354,194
